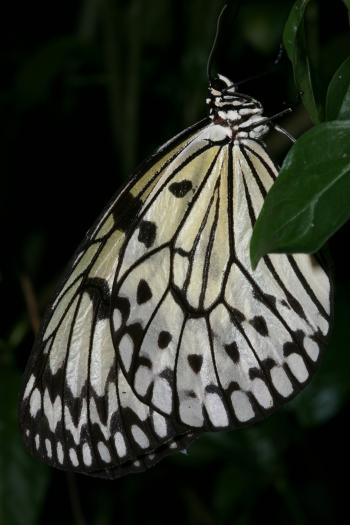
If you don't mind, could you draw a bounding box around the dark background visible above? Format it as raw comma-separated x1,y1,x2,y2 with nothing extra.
1,1,350,524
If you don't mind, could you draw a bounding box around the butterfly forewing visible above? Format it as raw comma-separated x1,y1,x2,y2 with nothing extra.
20,120,208,478
20,77,331,479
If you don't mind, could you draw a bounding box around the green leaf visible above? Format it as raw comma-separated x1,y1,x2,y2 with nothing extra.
250,121,350,268
0,365,50,525
326,56,350,121
283,0,320,123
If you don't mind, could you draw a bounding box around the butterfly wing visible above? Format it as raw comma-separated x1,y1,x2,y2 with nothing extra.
111,138,331,430
19,119,209,478
20,122,331,478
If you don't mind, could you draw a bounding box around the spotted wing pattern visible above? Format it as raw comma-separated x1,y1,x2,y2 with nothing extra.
111,138,331,432
20,122,331,479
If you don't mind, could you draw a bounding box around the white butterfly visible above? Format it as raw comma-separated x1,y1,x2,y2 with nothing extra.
20,73,331,479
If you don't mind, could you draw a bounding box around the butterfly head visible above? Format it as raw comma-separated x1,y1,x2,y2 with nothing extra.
207,74,269,141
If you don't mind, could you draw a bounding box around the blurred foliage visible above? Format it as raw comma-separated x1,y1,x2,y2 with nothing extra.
252,0,350,266
283,0,321,123
1,0,350,524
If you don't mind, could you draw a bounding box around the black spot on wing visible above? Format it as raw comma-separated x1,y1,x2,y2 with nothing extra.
169,180,193,198
138,356,152,369
229,308,245,324
138,220,156,248
287,296,306,320
112,296,130,328
262,358,276,370
310,328,326,346
226,381,241,395
250,316,268,336
281,299,290,309
113,192,142,232
158,331,172,349
159,367,173,382
188,354,203,374
249,367,265,380
137,280,152,304
125,322,144,349
205,384,221,394
224,341,240,363
185,390,197,398
253,289,276,308
293,329,305,347
283,341,301,357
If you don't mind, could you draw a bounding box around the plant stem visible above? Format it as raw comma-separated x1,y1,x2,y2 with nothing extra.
19,274,40,335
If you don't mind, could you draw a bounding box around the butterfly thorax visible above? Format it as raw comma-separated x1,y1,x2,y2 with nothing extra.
206,74,269,142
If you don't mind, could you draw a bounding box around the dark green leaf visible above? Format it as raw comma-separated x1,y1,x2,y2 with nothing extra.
283,0,320,123
250,121,350,268
326,56,350,121
0,365,50,525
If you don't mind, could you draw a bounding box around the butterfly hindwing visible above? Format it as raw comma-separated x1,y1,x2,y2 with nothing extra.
111,139,331,432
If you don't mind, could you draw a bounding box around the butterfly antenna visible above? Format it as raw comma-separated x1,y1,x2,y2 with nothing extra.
249,107,292,130
207,1,243,81
207,4,228,81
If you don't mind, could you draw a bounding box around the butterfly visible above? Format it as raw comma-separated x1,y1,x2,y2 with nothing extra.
19,72,332,479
